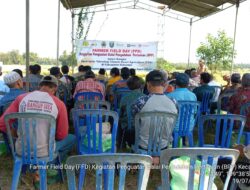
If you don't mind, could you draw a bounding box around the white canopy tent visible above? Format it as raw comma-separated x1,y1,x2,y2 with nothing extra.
24,0,247,90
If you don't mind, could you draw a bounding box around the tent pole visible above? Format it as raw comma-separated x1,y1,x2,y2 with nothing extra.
26,0,30,92
230,0,240,75
187,18,193,68
71,10,75,74
56,0,61,66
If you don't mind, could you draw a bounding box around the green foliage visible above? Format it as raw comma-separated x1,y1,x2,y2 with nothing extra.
156,58,174,72
59,51,77,67
0,50,58,65
76,8,89,40
197,30,236,71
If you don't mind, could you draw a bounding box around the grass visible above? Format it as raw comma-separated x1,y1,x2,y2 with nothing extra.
0,153,162,190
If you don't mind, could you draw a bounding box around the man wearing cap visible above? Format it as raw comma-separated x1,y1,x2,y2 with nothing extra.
0,75,75,157
0,71,25,114
228,73,250,131
131,70,178,149
73,70,105,99
167,73,197,102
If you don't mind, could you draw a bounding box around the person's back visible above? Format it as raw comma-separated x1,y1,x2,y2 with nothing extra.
193,72,215,102
132,70,177,149
0,71,25,114
113,67,130,88
228,73,250,131
0,75,70,157
167,73,197,102
73,70,105,99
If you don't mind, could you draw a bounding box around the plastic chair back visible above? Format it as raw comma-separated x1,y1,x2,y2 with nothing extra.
133,111,177,156
173,101,200,147
217,92,234,114
74,100,110,110
4,113,58,190
200,92,213,114
160,148,239,190
113,88,131,112
72,109,118,154
66,153,152,190
4,112,57,164
198,114,246,148
75,92,103,102
210,86,221,102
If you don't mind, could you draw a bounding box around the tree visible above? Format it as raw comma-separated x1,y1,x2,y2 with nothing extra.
8,50,23,65
156,58,174,71
197,30,236,71
23,52,39,65
59,51,77,67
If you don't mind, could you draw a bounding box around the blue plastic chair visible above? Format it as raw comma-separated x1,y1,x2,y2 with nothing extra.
4,113,60,190
240,102,250,145
198,114,246,148
74,92,103,102
132,111,177,156
173,101,200,148
160,148,239,190
72,109,118,154
113,88,131,113
200,91,213,115
66,153,152,190
216,92,234,114
74,100,111,110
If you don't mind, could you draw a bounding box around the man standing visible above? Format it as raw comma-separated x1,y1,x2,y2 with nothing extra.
0,75,75,157
131,70,178,149
197,59,208,75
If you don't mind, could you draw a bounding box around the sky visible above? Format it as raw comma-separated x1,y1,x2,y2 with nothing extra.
0,0,250,64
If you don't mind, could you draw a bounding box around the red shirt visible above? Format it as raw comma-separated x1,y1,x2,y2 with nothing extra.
228,87,250,131
73,78,105,99
0,91,69,140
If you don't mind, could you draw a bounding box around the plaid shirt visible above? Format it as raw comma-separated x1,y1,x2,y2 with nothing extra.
73,78,105,99
228,87,250,131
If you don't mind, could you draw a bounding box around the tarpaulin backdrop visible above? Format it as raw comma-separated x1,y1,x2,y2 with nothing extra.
76,40,157,70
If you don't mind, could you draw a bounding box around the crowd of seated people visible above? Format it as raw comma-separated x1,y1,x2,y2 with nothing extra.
1,63,250,188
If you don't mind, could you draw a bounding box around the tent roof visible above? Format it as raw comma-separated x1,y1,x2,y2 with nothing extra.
60,0,239,18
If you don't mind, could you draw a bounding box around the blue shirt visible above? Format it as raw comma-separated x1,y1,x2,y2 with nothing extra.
167,88,197,133
0,88,26,107
167,88,197,102
0,80,10,100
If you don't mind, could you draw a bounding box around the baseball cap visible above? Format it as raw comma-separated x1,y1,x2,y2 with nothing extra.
176,73,189,86
40,75,58,86
146,70,165,83
4,71,22,85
